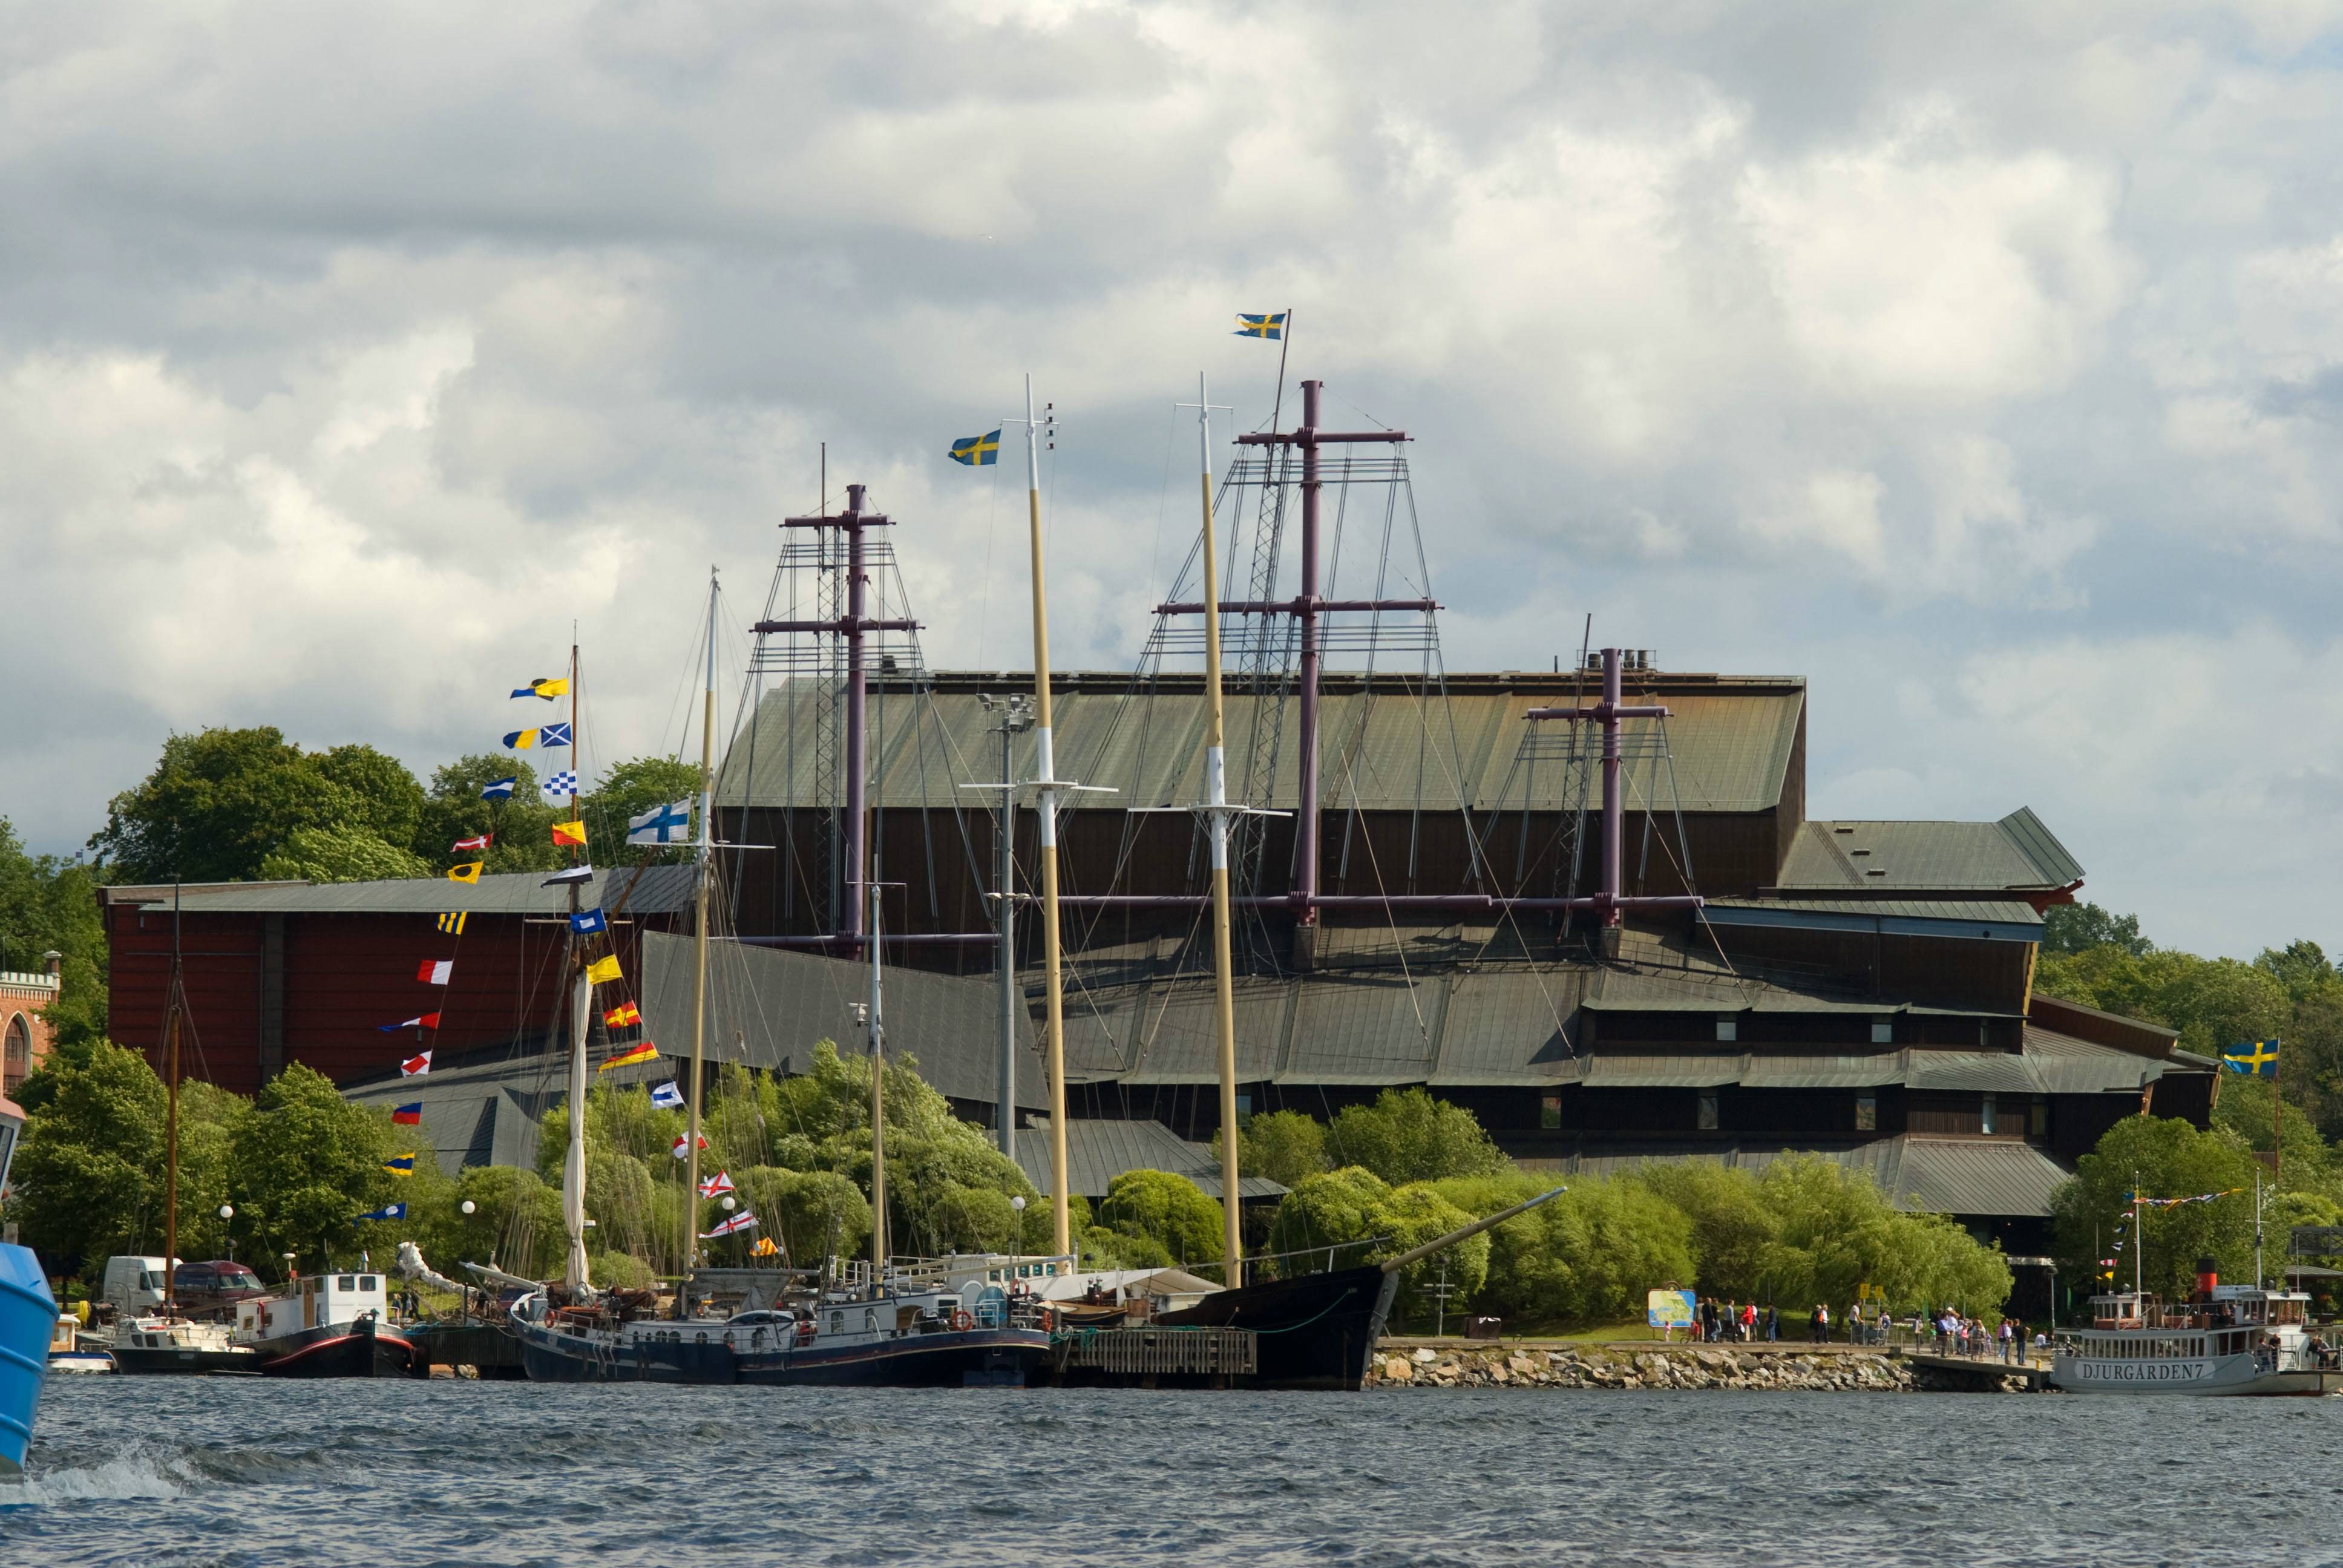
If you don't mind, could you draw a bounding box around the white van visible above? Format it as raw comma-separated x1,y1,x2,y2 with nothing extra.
100,1256,175,1319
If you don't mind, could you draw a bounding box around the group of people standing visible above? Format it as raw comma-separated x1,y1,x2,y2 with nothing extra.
1932,1311,2027,1362
1695,1298,1777,1342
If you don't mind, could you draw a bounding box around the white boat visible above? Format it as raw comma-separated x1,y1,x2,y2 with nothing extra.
47,1314,111,1374
2052,1275,2340,1396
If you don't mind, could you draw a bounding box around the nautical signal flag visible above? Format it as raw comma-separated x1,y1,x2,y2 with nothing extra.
543,865,593,887
2223,1040,2281,1077
416,959,454,985
752,1236,781,1258
382,1155,417,1178
551,819,588,848
448,862,483,884
436,912,468,936
627,800,692,845
451,833,491,853
539,722,572,749
358,1203,408,1222
542,770,578,802
599,1041,660,1073
949,428,1001,467
699,1211,758,1239
399,1048,435,1075
649,1080,684,1109
1234,312,1286,340
699,1171,734,1198
571,908,609,936
585,954,623,986
481,776,517,801
392,1103,423,1126
512,677,569,701
604,1001,640,1028
504,728,542,750
381,1016,441,1035
671,1132,709,1160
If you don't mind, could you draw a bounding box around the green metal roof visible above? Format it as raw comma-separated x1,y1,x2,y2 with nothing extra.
1013,1118,1285,1202
1703,899,2043,943
1774,809,2083,893
716,672,1805,815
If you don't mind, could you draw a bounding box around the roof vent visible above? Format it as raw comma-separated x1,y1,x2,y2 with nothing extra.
1865,868,1887,877
1849,848,1871,857
1832,826,1854,835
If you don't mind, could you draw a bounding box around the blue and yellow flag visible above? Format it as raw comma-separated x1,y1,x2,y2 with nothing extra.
382,1155,417,1178
2223,1039,2280,1077
511,677,568,701
1234,312,1286,340
436,911,467,936
949,429,1001,466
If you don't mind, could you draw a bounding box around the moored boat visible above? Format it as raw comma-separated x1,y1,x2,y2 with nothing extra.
234,1271,416,1378
108,1314,256,1375
47,1315,112,1374
2052,1260,2339,1396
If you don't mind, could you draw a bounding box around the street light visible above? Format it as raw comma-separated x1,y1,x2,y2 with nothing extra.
219,1204,235,1263
460,1200,476,1216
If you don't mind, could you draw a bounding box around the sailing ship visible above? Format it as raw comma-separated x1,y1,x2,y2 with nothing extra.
510,576,1054,1386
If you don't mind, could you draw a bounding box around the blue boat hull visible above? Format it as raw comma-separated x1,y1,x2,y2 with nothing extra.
0,1244,56,1477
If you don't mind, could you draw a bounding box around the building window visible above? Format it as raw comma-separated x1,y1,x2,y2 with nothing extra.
2030,1098,2048,1140
1855,1092,1876,1132
1541,1094,1562,1130
1980,1094,1997,1136
1715,1015,1737,1043
1870,1015,1894,1046
1697,1091,1719,1131
1234,1093,1252,1118
1,1014,28,1097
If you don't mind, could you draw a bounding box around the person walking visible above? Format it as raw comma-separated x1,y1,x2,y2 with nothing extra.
1765,1303,1778,1342
1740,1300,1757,1342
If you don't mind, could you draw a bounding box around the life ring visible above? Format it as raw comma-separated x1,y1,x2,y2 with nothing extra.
950,1310,974,1333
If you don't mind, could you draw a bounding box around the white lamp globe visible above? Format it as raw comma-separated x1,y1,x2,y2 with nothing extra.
460,1200,476,1216
1012,1196,1026,1212
722,1195,738,1212
218,1204,234,1221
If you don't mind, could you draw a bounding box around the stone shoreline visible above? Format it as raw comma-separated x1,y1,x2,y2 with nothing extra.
1369,1343,2046,1393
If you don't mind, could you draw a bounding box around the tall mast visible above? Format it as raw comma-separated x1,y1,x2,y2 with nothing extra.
562,971,591,1294
2132,1172,2143,1299
867,881,888,1285
1021,373,1073,1258
163,881,182,1310
1182,372,1243,1285
685,569,717,1271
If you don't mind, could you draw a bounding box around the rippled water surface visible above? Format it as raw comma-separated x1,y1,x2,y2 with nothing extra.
8,1376,2343,1566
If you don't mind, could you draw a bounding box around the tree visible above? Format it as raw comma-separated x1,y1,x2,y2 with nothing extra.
2051,1116,2261,1302
2257,940,2338,1001
230,1063,399,1270
1096,1169,1226,1268
1213,1109,1331,1190
1438,1170,1696,1327
418,755,562,875
1754,1156,2009,1317
1630,1161,1780,1299
311,744,428,853
1267,1166,1391,1263
2041,902,2151,957
2209,1076,2329,1184
736,1167,871,1266
1325,1088,1512,1186
0,819,110,1060
256,825,430,884
1369,1183,1486,1327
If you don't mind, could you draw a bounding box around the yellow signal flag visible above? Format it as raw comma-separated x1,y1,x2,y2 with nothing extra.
585,954,623,986
598,1040,660,1072
551,819,588,847
447,862,483,884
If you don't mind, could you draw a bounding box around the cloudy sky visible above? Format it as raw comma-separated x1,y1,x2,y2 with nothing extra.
5,0,2341,957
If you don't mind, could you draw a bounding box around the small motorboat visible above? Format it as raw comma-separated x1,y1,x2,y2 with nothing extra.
235,1271,416,1377
46,1315,113,1374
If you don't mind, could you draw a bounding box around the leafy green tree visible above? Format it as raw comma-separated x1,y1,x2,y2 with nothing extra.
736,1167,872,1265
418,755,562,874
1755,1155,2009,1317
1438,1170,1694,1327
2257,940,2338,1001
2051,1116,2261,1302
230,1063,399,1270
1369,1182,1486,1327
585,756,704,866
1267,1166,1391,1262
1096,1169,1226,1268
1325,1088,1512,1186
2287,984,2343,1141
1630,1161,1780,1299
256,825,430,884
2041,902,2151,957
2210,1075,2329,1183
0,819,110,1058
1213,1109,1330,1190
311,744,428,853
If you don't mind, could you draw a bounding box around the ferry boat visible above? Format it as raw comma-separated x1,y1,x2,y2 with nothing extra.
2052,1261,2339,1396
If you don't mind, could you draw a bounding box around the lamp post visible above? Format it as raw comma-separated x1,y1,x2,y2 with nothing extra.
218,1204,235,1264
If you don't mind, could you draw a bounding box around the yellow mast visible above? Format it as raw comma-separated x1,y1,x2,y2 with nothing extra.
684,570,716,1274
1020,373,1073,1258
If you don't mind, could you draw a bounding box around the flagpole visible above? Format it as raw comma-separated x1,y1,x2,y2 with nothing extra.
2275,1038,2283,1184
686,568,716,1274
1021,372,1073,1261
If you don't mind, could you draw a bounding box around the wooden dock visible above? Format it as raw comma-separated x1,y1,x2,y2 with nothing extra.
1896,1350,2051,1389
1055,1326,1257,1380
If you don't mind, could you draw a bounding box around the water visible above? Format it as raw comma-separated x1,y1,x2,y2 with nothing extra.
8,1377,2343,1566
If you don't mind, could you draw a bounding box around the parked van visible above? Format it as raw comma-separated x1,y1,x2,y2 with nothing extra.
100,1257,174,1320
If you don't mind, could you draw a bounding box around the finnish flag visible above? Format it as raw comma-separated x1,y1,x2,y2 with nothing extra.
628,799,693,845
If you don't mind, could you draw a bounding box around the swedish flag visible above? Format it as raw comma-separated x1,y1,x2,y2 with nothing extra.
1234,312,1286,340
949,429,1001,467
2223,1039,2281,1077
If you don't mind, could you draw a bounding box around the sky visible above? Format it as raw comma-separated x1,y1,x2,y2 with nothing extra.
4,0,2342,957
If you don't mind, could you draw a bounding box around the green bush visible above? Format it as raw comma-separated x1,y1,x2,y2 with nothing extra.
1325,1088,1511,1185
1096,1169,1226,1267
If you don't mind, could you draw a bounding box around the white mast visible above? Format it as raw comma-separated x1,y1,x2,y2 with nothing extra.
684,568,717,1271
562,971,592,1295
1020,373,1073,1259
868,878,888,1286
1180,372,1245,1286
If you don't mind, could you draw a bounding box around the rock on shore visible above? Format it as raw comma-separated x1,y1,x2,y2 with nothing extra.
1367,1345,2037,1393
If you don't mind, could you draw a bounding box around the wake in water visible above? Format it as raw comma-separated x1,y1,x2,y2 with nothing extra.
2,1445,188,1507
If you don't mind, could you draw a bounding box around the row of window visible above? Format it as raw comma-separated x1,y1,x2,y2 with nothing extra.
1536,1090,2046,1135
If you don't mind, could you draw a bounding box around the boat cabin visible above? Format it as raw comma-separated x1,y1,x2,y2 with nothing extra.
238,1273,388,1340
